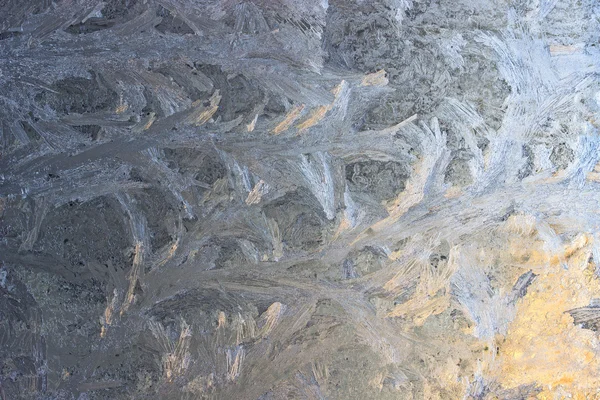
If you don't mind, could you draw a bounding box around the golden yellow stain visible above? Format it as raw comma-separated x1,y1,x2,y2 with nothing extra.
143,112,156,130
189,90,221,126
549,44,583,55
504,214,537,236
245,179,266,205
508,230,591,271
444,186,463,198
226,348,244,381
217,311,227,328
331,81,345,97
296,105,329,131
387,293,449,325
258,302,284,337
387,249,403,261
100,289,119,338
120,241,143,316
495,232,600,398
587,171,600,182
61,369,71,380
157,240,179,268
386,249,458,324
369,371,385,392
361,69,389,86
246,113,258,132
331,215,351,242
272,104,305,135
351,146,426,246
115,94,128,114
296,81,345,132
115,103,128,114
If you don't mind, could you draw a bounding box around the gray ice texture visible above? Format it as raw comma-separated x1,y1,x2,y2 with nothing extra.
0,0,599,399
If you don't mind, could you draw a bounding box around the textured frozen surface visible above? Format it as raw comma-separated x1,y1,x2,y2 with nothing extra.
1,0,600,398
